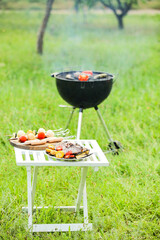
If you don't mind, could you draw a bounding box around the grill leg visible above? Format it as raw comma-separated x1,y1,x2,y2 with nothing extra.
95,106,123,154
95,106,113,142
77,108,83,140
65,107,76,129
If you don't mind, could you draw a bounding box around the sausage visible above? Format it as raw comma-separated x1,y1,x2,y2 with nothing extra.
23,137,63,145
30,139,47,145
46,137,63,143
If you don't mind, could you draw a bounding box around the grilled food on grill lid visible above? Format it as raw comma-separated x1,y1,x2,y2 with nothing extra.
66,74,74,80
73,72,81,78
94,73,108,79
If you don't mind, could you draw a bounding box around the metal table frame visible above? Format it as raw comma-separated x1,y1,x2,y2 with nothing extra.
14,140,109,232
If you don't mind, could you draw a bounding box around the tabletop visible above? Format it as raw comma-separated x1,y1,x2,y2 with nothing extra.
14,139,109,167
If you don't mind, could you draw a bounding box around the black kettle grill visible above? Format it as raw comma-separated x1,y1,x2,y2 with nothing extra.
51,71,122,154
52,71,114,109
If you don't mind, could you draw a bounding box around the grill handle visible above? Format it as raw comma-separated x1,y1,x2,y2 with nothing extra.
51,72,59,78
112,73,118,84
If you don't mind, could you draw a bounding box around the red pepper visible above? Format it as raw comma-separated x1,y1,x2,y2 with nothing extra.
82,71,93,76
70,155,75,158
64,155,70,159
65,151,72,156
56,146,63,151
78,74,89,82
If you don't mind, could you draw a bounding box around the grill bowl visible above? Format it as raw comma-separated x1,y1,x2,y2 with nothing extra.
52,71,114,109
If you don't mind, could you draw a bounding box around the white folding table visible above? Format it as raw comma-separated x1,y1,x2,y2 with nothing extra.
14,139,109,232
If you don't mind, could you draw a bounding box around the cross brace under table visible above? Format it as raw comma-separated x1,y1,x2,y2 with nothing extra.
14,140,109,232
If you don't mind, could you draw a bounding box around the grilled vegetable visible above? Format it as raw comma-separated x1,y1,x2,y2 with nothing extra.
78,74,89,82
19,135,27,143
65,151,72,156
55,151,65,158
46,130,54,138
38,128,45,134
17,130,25,138
56,146,63,151
48,144,55,150
74,72,81,78
27,133,36,140
46,148,52,153
66,74,74,80
82,71,93,76
27,130,33,134
38,132,45,139
76,150,89,159
46,141,90,160
94,73,107,79
50,150,57,156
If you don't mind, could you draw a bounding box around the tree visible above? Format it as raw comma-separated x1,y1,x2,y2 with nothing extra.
74,0,83,12
99,0,135,29
76,0,142,29
37,0,54,54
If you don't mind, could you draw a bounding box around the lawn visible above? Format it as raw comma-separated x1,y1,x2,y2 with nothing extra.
0,10,160,239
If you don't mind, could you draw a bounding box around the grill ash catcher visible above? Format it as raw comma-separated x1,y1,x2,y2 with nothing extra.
51,71,123,154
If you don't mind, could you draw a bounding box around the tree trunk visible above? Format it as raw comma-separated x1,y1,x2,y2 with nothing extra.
117,15,124,29
37,0,54,55
75,0,81,12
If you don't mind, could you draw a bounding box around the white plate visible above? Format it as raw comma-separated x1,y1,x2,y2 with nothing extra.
45,152,93,162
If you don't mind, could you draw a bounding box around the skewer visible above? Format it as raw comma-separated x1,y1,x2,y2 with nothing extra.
6,128,70,138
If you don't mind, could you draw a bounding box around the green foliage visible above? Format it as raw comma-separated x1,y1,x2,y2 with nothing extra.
0,10,160,239
76,0,138,8
74,0,153,29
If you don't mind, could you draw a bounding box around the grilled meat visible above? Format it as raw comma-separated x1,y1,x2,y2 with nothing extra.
55,141,85,155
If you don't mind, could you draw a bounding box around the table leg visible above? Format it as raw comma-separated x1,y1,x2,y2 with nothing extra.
26,166,32,231
83,182,88,224
32,166,38,208
75,167,88,212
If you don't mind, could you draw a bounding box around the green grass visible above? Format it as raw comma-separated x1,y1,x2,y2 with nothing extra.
0,11,160,239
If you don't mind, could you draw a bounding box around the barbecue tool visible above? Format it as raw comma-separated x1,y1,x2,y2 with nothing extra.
51,71,123,154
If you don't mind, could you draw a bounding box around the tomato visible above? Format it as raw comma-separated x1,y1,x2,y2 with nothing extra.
64,155,70,159
56,146,63,151
70,155,75,158
82,71,93,76
37,132,45,139
19,135,27,143
65,151,72,156
78,74,89,82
